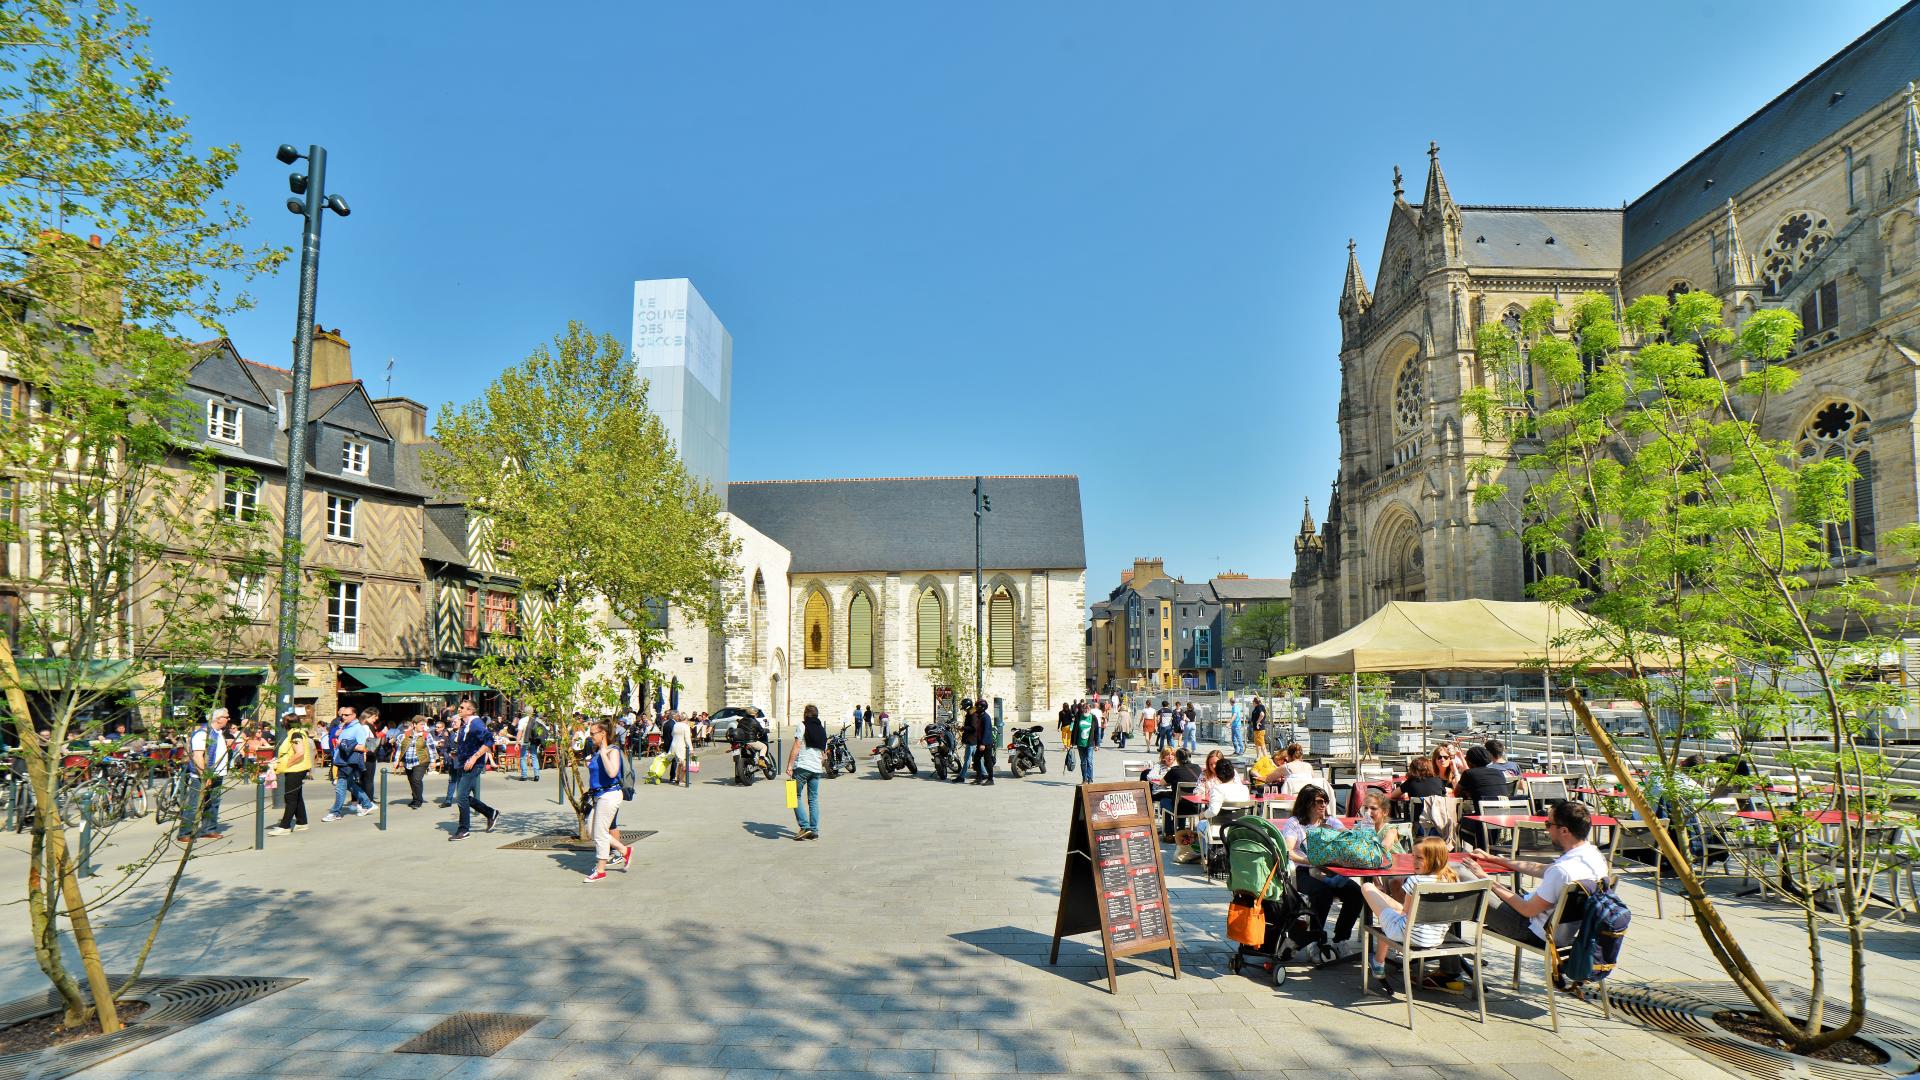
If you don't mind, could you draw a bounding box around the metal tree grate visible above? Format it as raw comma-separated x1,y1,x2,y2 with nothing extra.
498,829,654,851
1606,982,1917,1080
0,974,299,1080
394,1013,540,1057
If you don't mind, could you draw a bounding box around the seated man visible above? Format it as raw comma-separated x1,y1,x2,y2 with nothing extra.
1461,800,1607,948
1156,750,1201,839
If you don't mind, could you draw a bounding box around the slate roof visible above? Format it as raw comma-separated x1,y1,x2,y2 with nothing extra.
1459,207,1622,271
726,475,1086,574
1209,577,1292,602
423,504,468,567
1173,582,1215,605
1622,0,1920,265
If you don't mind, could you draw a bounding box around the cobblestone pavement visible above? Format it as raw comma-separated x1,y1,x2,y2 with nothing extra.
4,738,1920,1079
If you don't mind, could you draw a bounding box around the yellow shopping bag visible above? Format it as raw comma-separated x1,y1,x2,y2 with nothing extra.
784,779,798,809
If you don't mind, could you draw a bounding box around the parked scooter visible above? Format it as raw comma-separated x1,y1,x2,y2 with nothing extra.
1007,724,1049,778
870,723,919,779
922,721,959,781
824,724,857,778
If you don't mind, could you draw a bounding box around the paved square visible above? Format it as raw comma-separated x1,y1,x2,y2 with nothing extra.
5,740,1920,1079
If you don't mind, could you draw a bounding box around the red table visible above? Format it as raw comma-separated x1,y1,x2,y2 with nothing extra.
1466,812,1621,829
1733,809,1877,825
1572,786,1628,797
1334,852,1516,879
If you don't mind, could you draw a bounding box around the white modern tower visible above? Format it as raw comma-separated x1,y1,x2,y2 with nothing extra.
631,278,732,506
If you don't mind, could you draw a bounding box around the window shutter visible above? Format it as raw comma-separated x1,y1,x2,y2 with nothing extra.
803,592,829,669
989,589,1014,667
1854,450,1876,556
917,589,942,667
848,592,873,668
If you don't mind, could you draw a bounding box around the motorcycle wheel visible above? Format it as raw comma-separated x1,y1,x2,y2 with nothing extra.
760,759,776,780
845,757,855,774
878,758,894,780
905,756,918,776
1010,759,1026,779
1036,753,1047,775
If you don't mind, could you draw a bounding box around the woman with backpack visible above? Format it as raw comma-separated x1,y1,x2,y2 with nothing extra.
787,705,828,840
583,720,632,883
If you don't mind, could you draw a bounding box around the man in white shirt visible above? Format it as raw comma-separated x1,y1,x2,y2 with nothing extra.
1465,800,1609,945
515,710,542,782
177,707,231,843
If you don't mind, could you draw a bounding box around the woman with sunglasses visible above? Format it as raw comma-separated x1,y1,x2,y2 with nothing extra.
1279,783,1364,961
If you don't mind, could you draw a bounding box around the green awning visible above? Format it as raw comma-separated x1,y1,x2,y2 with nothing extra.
164,663,269,679
9,658,132,691
339,666,486,701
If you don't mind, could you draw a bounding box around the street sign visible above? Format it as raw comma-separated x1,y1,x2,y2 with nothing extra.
1049,780,1179,993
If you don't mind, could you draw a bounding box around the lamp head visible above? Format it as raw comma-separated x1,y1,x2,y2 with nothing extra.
288,173,307,195
285,197,304,216
275,144,301,165
325,194,351,218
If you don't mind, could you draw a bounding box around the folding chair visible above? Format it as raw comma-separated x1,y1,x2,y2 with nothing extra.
1524,778,1571,815
1475,796,1531,856
1481,879,1598,1032
1161,781,1198,839
1360,878,1493,1030
1204,802,1254,883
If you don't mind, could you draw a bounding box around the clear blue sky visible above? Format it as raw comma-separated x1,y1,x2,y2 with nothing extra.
148,0,1901,600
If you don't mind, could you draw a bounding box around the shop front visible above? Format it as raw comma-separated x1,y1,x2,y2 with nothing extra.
338,666,489,724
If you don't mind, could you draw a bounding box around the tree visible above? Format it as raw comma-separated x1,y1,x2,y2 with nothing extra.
429,323,738,832
1465,289,1920,1054
0,0,283,1034
932,626,981,717
1226,601,1292,659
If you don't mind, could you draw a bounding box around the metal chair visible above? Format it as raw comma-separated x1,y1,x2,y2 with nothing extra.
1475,796,1532,856
1480,880,1592,1032
1360,877,1494,1029
1204,801,1255,883
1525,778,1572,815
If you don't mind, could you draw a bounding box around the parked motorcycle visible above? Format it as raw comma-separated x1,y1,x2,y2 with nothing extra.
870,723,918,779
824,724,857,778
728,731,776,787
1007,724,1049,778
922,721,958,781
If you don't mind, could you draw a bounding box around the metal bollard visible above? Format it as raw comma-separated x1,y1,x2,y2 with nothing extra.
378,770,388,831
78,820,95,878
255,776,266,850
6,779,18,832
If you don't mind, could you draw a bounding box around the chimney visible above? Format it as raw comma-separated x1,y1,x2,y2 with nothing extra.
30,230,123,331
373,396,428,445
1130,558,1167,586
308,326,353,387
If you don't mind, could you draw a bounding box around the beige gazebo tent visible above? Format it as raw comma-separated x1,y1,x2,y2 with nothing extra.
1267,599,1648,763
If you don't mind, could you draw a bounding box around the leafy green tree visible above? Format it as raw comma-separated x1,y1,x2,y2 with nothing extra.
429,322,738,830
1466,289,1920,1054
0,0,284,1034
931,626,981,720
1225,601,1292,659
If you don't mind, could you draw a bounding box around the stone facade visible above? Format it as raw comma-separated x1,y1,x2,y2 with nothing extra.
1294,15,1920,648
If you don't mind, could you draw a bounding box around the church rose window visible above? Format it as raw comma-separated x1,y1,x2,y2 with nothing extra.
1760,212,1831,297
1394,360,1423,433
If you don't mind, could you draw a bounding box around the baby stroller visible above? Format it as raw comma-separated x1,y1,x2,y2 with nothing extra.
1222,815,1311,987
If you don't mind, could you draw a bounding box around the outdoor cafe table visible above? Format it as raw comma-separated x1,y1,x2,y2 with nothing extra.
1334,851,1518,879
1464,812,1640,867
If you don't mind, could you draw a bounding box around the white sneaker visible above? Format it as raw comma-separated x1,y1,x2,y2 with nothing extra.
266,825,291,836
354,807,372,817
321,813,343,822
293,824,309,832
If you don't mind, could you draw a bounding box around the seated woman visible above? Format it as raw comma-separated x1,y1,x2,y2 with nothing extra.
1358,790,1410,856
1203,759,1252,821
1194,749,1226,804
1357,837,1460,994
1142,748,1176,784
1279,784,1364,961
1277,743,1315,796
1396,757,1448,802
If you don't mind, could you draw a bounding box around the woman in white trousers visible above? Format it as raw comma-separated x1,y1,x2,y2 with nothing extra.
583,721,631,883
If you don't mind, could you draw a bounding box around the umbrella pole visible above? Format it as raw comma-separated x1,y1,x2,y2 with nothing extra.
1350,658,1362,768
1420,670,1429,755
1543,669,1555,768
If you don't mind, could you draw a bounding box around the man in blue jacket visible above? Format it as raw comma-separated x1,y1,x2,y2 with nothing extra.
449,698,499,841
323,705,374,821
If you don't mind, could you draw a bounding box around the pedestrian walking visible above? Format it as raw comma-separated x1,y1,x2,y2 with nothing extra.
323,707,374,821
1230,696,1245,755
429,718,455,806
1156,700,1174,750
266,714,312,835
515,709,545,782
787,705,827,840
851,703,864,739
449,698,499,841
861,704,874,740
177,707,231,843
583,720,633,882
358,706,383,808
668,708,692,786
967,700,993,785
1249,694,1268,756
1182,701,1199,752
1072,699,1098,784
394,718,431,809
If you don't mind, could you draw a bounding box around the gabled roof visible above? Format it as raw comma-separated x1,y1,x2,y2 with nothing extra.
1623,0,1920,265
1209,577,1292,602
727,475,1086,574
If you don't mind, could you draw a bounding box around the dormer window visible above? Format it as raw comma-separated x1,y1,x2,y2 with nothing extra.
206,400,242,444
342,439,369,475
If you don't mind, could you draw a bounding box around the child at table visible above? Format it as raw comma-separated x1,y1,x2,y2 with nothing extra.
1357,837,1457,993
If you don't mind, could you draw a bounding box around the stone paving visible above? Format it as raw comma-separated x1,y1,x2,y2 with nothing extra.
4,738,1920,1079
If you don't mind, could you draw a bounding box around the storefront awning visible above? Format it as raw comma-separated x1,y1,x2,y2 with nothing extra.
339,666,487,703
7,658,132,691
164,663,269,679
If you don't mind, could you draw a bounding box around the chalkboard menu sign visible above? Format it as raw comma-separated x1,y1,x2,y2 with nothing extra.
1049,780,1180,993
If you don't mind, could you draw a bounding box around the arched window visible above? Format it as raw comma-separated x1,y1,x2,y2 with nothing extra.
847,591,873,669
802,591,829,669
915,588,943,667
1760,211,1832,297
1798,402,1875,561
988,587,1015,667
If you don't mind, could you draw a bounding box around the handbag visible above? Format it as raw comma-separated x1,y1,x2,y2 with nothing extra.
784,779,798,809
1304,825,1390,870
1227,859,1280,946
1064,747,1077,770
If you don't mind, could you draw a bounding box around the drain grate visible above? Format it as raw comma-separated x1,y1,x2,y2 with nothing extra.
0,974,299,1080
394,1012,540,1057
1607,982,1917,1080
498,829,655,851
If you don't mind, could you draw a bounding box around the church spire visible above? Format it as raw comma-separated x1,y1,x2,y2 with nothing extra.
1721,197,1755,290
1421,141,1455,215
1299,497,1316,535
1340,238,1371,314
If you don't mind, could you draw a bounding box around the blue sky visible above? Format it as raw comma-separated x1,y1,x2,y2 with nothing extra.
148,0,1901,600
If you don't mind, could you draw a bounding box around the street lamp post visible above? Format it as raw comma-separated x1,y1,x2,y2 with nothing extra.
972,476,990,729
269,144,350,774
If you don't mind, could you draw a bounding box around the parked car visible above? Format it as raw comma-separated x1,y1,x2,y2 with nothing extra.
708,705,767,744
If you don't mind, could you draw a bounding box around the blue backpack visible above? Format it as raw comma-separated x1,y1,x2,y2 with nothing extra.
1561,881,1630,983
